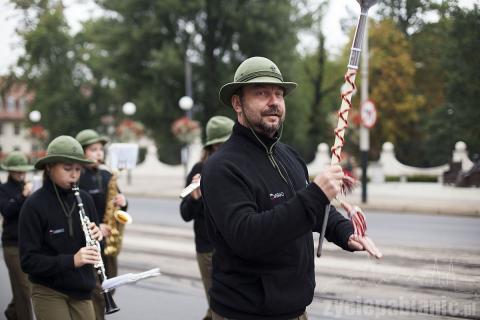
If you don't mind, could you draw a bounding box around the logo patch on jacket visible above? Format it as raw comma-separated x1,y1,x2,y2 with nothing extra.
269,192,285,204
49,228,65,235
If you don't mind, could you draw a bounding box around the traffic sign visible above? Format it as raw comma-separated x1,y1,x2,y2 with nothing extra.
360,100,377,128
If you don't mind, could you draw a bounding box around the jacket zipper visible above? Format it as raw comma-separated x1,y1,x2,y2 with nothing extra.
248,127,295,194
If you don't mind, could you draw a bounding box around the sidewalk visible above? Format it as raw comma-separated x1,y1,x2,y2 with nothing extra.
118,175,480,217
345,182,480,216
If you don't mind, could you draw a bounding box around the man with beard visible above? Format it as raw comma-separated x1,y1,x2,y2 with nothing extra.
200,56,382,320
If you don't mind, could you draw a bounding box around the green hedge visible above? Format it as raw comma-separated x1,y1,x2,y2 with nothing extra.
385,175,438,182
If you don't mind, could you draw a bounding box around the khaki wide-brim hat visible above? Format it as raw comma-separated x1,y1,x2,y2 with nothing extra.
204,116,235,147
219,56,297,107
75,129,110,147
1,151,34,172
35,135,94,170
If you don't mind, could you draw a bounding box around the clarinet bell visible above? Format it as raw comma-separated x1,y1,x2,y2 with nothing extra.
103,290,120,314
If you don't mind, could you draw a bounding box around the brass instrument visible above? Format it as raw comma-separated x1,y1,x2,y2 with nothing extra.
72,185,119,314
103,170,132,257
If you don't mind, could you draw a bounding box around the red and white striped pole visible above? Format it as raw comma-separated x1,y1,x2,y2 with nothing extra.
317,0,378,257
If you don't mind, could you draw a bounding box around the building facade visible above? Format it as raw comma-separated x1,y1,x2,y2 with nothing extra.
0,81,36,158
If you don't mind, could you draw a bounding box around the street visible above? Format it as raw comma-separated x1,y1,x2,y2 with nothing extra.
1,196,479,319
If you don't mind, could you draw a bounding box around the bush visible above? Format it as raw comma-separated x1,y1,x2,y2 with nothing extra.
407,175,438,183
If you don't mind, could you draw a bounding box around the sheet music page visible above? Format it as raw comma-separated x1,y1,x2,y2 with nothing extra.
107,143,139,170
102,268,161,290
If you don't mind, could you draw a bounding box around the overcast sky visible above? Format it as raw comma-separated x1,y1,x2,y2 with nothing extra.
0,0,477,75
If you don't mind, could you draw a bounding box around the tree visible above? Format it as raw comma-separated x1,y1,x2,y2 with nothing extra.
81,0,311,163
376,0,431,36
439,5,480,158
10,1,101,139
367,20,425,162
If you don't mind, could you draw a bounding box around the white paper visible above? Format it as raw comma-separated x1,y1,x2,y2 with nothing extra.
180,180,200,198
101,268,161,290
107,143,139,170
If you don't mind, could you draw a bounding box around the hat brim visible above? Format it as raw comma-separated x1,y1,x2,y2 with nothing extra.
80,136,110,147
0,164,34,172
219,76,297,107
204,134,231,148
34,155,94,170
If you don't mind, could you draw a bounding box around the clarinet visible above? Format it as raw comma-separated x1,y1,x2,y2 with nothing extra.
72,184,120,314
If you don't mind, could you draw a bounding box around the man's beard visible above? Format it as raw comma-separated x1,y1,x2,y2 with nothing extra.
242,104,284,137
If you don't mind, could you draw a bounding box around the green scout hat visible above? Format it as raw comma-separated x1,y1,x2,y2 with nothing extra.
219,56,297,107
1,151,34,172
204,116,235,147
34,135,94,170
75,129,110,147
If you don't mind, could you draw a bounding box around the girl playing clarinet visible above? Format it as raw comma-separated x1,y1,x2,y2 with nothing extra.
18,135,103,320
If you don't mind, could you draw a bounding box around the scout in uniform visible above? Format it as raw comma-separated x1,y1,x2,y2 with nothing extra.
18,136,103,320
180,116,234,320
0,151,34,320
75,129,127,319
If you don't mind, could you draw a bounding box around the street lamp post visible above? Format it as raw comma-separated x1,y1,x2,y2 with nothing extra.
359,18,370,203
28,110,42,161
28,110,43,189
178,96,194,179
121,102,136,185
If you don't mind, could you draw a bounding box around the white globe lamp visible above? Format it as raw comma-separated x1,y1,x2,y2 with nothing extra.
122,102,136,116
178,96,194,111
29,110,41,123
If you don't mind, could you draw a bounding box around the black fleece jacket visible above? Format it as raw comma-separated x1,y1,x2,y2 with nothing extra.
78,166,127,223
0,177,26,246
201,122,354,320
19,177,99,299
180,162,214,253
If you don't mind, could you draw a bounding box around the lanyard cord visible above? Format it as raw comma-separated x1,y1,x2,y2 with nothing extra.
53,182,76,238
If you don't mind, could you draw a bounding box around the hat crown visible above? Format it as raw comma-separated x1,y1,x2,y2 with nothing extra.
75,129,100,146
205,116,234,146
234,57,283,83
47,136,85,158
4,151,29,167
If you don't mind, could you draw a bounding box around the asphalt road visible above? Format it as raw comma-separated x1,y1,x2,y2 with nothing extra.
1,196,479,319
129,196,480,250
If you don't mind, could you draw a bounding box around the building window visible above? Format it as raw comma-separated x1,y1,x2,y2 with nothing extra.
0,122,3,134
14,123,21,135
19,97,27,112
13,146,20,151
7,96,15,112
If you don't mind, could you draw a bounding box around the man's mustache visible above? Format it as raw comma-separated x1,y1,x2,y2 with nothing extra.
261,106,282,117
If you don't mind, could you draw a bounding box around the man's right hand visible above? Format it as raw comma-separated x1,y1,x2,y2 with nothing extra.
312,165,344,201
74,246,100,268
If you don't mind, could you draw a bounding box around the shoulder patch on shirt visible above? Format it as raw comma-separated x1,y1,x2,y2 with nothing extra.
49,228,65,235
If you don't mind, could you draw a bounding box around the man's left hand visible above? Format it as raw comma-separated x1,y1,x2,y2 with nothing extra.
348,234,383,259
